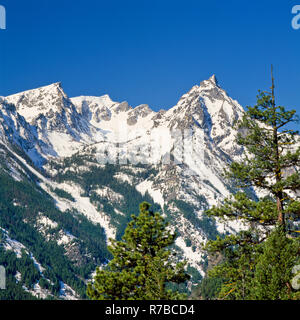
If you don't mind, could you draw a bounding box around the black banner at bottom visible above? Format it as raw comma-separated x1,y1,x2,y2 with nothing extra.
0,300,298,318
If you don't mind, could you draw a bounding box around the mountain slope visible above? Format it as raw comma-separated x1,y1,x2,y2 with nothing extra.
0,76,253,298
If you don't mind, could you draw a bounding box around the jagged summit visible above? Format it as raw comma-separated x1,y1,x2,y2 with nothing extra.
1,76,244,156
208,74,218,86
3,75,224,126
6,82,64,99
198,74,219,89
5,82,71,123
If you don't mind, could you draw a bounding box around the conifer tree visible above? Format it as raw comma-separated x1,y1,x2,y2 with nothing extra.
204,67,300,299
250,225,299,300
87,202,189,300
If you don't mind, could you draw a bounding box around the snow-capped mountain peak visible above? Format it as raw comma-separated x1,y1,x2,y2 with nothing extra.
1,76,246,165
5,82,71,123
208,74,218,86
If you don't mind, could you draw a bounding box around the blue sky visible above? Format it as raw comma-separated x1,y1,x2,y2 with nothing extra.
0,0,299,128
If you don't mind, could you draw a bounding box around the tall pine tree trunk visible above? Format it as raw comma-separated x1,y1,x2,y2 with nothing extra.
271,66,285,229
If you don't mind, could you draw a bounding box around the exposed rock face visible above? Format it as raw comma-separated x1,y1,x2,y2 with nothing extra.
3,75,291,284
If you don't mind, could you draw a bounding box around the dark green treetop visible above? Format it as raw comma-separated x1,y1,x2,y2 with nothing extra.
87,202,189,300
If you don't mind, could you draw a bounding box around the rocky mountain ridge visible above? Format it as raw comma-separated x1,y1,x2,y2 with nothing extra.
0,75,251,299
